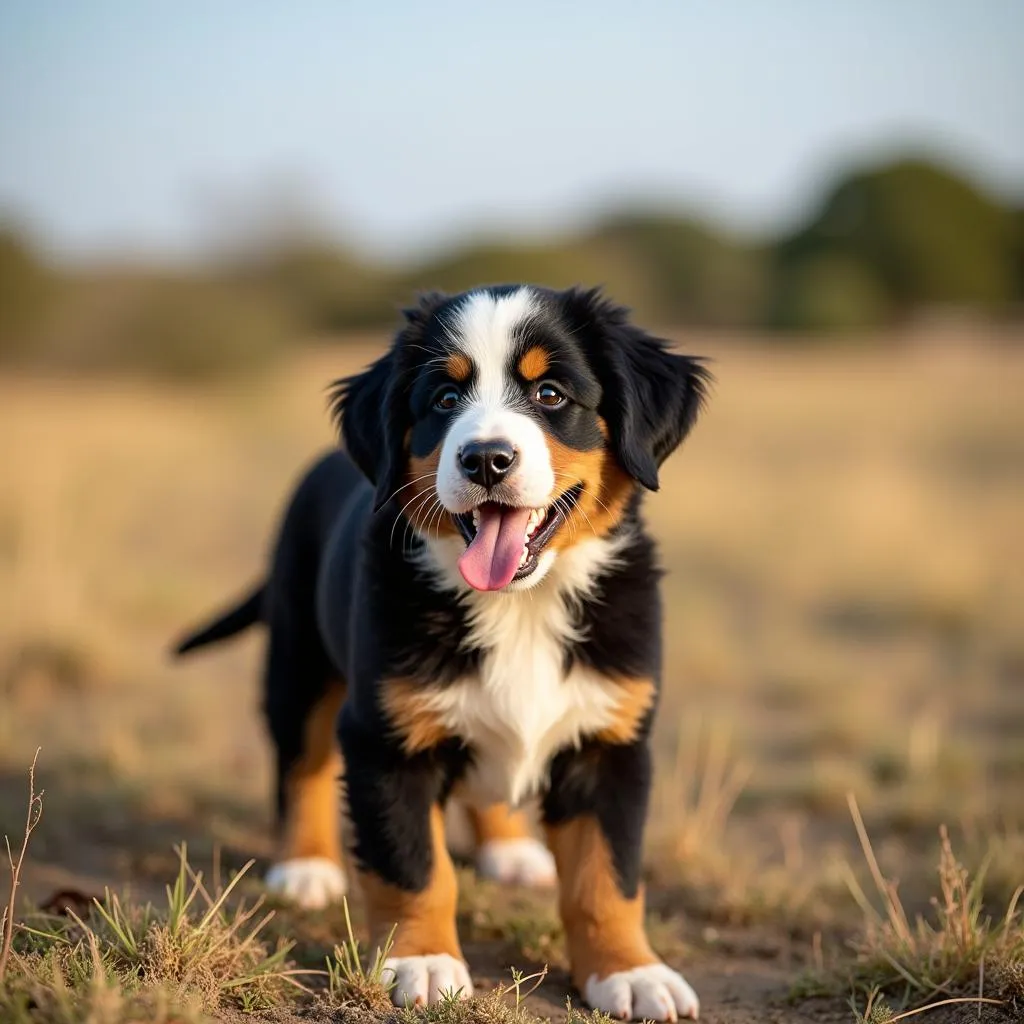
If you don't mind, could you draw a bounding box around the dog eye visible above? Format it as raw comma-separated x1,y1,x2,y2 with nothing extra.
534,383,566,408
433,386,462,411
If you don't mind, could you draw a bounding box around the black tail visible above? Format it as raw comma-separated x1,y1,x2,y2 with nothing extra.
172,585,265,656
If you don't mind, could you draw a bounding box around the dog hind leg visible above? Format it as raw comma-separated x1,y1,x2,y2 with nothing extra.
263,621,348,910
467,803,557,888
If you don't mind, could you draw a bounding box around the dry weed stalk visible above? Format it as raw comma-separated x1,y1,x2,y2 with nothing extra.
670,716,751,859
0,748,43,984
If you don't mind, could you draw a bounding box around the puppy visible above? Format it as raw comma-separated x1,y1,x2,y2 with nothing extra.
174,285,710,1021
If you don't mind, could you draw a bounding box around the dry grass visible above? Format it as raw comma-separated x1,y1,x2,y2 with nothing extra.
4,844,310,1021
0,755,622,1024
840,794,1023,1014
0,329,1022,1020
2,755,319,1022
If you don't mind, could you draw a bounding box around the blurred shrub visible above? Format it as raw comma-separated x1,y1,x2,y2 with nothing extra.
1,154,1019,376
38,273,289,380
400,236,647,313
592,213,769,327
1011,207,1024,306
229,240,396,331
395,219,767,328
770,253,889,333
0,225,55,358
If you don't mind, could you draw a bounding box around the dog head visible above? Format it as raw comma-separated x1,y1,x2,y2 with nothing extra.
333,285,710,592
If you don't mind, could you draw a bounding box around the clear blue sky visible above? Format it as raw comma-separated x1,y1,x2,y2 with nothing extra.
1,0,1021,263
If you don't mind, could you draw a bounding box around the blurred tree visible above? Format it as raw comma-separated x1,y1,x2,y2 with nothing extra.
774,157,1015,329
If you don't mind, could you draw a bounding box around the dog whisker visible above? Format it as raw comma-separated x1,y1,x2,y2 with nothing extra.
390,486,438,550
551,472,617,537
401,490,437,554
427,498,449,541
417,493,442,538
379,472,439,511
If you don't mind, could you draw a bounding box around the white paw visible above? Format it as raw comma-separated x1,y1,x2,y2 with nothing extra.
265,856,347,909
382,953,474,1007
475,838,557,887
585,963,700,1021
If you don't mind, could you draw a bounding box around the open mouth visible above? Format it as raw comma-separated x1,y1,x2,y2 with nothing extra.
453,484,583,591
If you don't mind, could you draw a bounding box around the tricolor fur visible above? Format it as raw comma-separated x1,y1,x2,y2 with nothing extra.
173,285,710,1021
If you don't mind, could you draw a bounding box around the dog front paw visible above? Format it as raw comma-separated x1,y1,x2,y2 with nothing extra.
264,856,347,910
383,953,474,1007
585,963,699,1021
475,837,557,887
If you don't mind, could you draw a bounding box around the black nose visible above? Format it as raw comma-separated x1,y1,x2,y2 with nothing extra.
459,440,518,490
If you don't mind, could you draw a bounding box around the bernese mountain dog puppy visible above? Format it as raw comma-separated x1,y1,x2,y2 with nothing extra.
174,284,710,1021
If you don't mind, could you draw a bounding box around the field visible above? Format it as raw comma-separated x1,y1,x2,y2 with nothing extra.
1,329,1023,1023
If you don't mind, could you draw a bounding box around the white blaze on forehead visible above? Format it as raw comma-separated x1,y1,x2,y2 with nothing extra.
436,288,555,514
450,287,538,405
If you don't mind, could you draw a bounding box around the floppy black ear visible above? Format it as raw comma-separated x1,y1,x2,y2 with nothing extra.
330,292,451,512
330,349,405,511
564,288,712,491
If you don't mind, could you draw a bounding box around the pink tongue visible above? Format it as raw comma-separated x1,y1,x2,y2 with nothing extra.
458,505,533,591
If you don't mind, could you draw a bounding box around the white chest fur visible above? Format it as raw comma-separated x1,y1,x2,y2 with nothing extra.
434,642,622,807
416,535,632,807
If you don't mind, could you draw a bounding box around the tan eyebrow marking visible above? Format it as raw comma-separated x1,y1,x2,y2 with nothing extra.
518,345,550,380
445,353,472,382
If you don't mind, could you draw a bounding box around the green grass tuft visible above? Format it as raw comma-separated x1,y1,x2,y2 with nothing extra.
324,895,396,1012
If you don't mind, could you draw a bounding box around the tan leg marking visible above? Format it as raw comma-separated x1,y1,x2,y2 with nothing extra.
596,679,656,745
381,679,449,754
467,803,534,845
546,816,657,990
360,805,462,959
280,679,346,863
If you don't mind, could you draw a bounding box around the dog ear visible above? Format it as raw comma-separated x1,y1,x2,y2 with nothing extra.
331,292,451,511
330,349,406,511
563,288,712,491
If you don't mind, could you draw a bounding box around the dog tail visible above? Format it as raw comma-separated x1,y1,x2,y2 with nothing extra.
172,585,265,656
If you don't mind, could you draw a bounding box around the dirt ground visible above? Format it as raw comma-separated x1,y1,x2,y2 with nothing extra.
2,329,1022,1022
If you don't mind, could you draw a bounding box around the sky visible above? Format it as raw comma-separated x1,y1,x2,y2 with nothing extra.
1,0,1022,263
